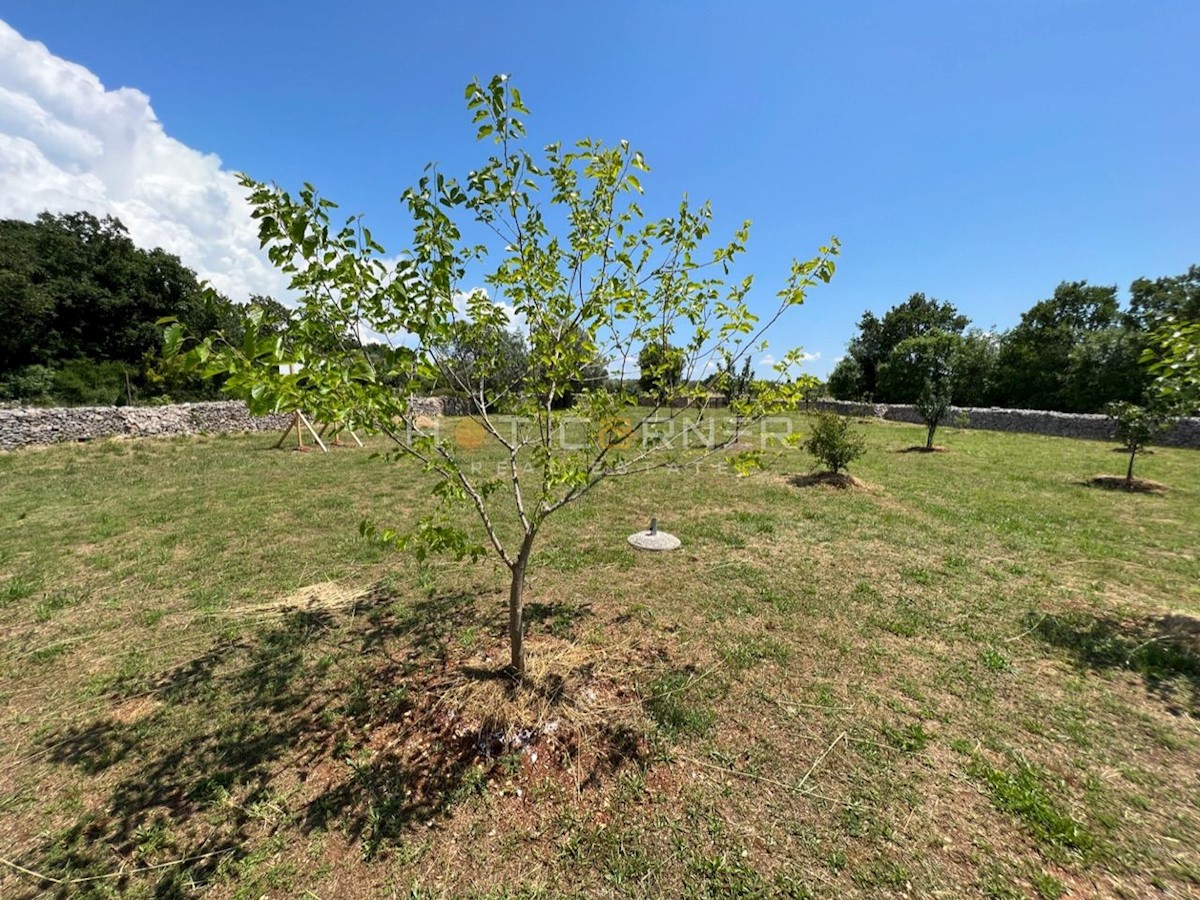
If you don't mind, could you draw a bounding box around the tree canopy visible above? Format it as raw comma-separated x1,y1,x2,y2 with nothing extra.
0,211,251,405
828,293,967,400
830,272,1197,414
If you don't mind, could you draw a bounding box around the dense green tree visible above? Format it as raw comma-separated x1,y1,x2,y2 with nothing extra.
833,293,968,400
637,342,684,402
951,329,1000,408
825,354,867,400
1127,266,1200,332
0,211,246,404
1063,327,1147,412
993,281,1120,412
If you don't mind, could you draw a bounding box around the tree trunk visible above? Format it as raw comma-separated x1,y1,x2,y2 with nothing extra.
926,422,936,450
508,530,537,679
1126,448,1136,483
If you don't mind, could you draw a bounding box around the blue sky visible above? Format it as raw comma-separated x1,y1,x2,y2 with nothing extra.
0,1,1196,376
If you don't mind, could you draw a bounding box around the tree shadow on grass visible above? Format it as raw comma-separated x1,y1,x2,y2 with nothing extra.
525,599,594,638
1029,609,1200,715
9,584,501,898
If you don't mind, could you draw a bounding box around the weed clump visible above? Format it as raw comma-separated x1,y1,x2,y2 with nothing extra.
644,670,716,738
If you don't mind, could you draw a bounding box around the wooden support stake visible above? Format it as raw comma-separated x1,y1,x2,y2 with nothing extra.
274,412,299,449
298,411,329,453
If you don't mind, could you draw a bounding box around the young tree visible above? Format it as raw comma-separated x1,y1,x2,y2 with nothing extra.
915,379,953,450
714,354,755,429
1105,401,1175,483
169,75,837,679
877,330,961,448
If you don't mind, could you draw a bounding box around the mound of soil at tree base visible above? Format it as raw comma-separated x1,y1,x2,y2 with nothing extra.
1111,446,1154,454
264,636,667,864
899,445,948,453
788,471,867,490
1087,475,1168,494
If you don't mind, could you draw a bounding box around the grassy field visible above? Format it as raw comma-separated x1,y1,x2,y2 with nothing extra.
0,416,1197,899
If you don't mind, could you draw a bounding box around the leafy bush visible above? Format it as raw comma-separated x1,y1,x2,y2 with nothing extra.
804,411,867,474
0,365,56,404
51,359,127,406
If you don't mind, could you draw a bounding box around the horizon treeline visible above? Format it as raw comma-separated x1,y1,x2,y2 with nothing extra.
0,211,291,406
827,271,1198,414
2,209,1195,414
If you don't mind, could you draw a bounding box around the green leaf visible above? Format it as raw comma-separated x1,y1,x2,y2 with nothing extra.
162,323,184,360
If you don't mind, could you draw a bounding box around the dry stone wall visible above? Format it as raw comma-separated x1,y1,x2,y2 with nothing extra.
407,395,472,418
0,402,292,451
5,397,1197,451
0,396,478,451
811,400,1200,449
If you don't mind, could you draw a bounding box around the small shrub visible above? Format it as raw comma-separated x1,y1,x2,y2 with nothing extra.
52,359,127,406
804,411,867,474
979,646,1013,673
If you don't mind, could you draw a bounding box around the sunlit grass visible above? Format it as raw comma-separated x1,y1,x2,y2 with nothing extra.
0,417,1196,897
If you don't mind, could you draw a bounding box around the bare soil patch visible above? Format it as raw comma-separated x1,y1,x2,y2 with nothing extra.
900,445,948,453
787,471,868,490
1087,475,1168,494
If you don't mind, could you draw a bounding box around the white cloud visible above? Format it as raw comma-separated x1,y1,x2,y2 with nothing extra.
0,20,288,303
758,351,820,372
451,288,526,334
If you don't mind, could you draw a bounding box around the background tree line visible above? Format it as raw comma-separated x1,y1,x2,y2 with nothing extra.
0,211,295,406
826,269,1199,414
4,210,1192,416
